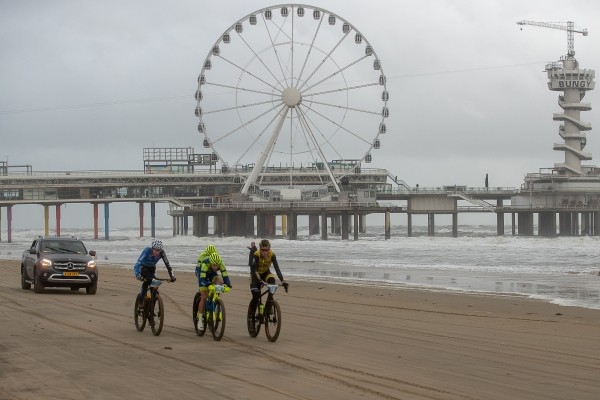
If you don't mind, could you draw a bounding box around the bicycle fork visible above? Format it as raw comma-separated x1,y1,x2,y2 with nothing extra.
205,296,222,322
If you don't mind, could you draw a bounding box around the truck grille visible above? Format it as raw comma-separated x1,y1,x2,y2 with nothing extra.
54,262,87,271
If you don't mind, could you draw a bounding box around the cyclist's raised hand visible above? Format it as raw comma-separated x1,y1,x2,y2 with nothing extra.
170,276,176,283
282,281,289,293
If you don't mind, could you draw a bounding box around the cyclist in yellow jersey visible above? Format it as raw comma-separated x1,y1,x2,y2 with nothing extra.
194,252,231,332
249,239,288,316
197,244,218,266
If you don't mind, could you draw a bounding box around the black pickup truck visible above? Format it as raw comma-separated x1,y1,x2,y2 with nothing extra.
21,236,99,294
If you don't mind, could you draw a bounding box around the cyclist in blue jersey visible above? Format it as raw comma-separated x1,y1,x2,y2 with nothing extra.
134,239,176,309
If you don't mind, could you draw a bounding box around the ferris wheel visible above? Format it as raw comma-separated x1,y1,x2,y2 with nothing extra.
195,4,388,194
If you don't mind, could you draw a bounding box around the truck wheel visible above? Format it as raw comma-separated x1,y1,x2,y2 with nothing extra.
33,269,44,293
21,266,31,290
86,281,97,295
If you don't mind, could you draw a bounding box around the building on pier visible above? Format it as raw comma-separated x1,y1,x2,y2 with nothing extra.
511,21,598,236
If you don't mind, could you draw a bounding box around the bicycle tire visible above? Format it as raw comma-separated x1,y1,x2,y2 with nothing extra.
134,294,147,332
264,299,282,342
210,299,226,341
246,301,261,337
193,292,207,337
150,294,164,336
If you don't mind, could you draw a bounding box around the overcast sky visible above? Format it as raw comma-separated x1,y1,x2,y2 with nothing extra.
2,0,600,229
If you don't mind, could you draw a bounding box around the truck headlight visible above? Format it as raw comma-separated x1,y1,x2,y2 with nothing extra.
40,258,53,267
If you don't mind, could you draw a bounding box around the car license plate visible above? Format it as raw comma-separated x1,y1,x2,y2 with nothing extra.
64,272,79,277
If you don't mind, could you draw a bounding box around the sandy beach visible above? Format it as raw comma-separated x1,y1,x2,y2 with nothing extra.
1,260,599,400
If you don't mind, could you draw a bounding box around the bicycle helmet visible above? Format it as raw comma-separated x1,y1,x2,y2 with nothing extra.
151,239,163,251
205,244,217,255
259,239,270,249
209,252,222,265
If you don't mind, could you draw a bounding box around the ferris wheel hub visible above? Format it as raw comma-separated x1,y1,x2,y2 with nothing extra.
282,87,302,107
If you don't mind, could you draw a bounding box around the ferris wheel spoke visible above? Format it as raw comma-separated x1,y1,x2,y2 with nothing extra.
297,30,352,92
215,55,282,93
291,8,295,86
296,108,341,191
300,103,373,146
241,106,290,194
204,99,280,115
236,23,288,91
294,11,324,88
205,82,276,97
296,105,344,161
305,81,379,97
291,109,323,164
210,102,283,145
305,99,380,116
294,112,329,186
258,12,293,88
300,55,369,95
232,107,283,167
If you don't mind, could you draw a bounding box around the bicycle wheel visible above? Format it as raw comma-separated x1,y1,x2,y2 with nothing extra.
134,294,146,332
210,299,226,341
150,294,164,336
193,292,207,337
246,300,261,338
264,299,282,342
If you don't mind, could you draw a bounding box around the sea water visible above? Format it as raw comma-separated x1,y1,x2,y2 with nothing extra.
1,225,599,309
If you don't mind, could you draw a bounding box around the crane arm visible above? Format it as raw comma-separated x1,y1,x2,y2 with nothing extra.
516,20,588,35
516,20,588,57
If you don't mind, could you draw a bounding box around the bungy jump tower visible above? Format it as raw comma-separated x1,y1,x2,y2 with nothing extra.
513,21,598,236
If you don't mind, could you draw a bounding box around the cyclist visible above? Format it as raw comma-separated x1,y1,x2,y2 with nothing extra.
249,239,288,317
195,252,231,332
197,244,218,266
134,239,176,309
247,241,257,267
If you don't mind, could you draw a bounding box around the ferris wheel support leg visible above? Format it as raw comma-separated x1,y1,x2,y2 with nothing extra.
241,107,289,195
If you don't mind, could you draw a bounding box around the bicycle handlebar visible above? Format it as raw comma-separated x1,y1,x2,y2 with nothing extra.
208,284,231,294
149,278,174,288
260,282,289,294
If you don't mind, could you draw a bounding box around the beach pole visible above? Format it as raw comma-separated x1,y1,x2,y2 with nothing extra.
104,203,110,240
151,202,156,238
138,202,144,238
7,205,11,243
384,210,390,240
55,204,61,237
44,205,49,237
321,210,328,240
93,203,99,240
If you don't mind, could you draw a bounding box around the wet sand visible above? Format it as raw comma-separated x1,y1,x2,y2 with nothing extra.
1,260,599,400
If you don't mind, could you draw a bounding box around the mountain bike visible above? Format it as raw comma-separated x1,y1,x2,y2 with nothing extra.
192,284,230,341
247,283,287,342
134,278,170,336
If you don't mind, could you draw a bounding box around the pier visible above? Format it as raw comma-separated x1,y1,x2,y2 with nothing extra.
2,164,600,241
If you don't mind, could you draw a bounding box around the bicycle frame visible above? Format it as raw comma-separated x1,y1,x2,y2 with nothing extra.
193,284,230,341
135,278,170,336
205,284,229,322
248,283,283,342
258,284,278,317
